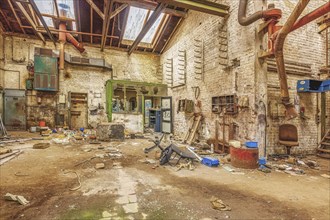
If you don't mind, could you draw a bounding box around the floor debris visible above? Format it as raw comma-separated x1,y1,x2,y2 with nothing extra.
0,150,23,166
64,171,82,191
210,196,231,211
4,193,29,205
320,174,330,179
33,143,50,149
95,163,105,169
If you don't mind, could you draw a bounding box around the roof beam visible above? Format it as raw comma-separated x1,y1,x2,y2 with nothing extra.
29,0,56,45
85,0,105,20
15,1,45,43
7,0,26,34
114,0,186,17
101,0,113,51
128,3,167,55
0,7,13,32
101,2,128,51
157,0,229,17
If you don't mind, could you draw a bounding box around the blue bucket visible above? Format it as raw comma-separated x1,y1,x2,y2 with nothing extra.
245,141,258,148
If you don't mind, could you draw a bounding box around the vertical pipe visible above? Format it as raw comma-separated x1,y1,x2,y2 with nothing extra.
274,0,310,119
59,22,66,70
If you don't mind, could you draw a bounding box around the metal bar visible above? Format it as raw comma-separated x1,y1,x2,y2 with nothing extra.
114,0,186,17
85,0,105,20
290,2,330,33
274,0,310,119
157,0,228,17
29,0,57,45
90,6,93,43
15,1,45,43
74,0,82,42
128,3,167,55
7,0,26,34
53,0,59,17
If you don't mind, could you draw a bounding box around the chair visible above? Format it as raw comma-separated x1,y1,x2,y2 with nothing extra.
279,124,299,155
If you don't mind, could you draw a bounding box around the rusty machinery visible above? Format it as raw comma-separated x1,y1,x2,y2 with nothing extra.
238,0,330,119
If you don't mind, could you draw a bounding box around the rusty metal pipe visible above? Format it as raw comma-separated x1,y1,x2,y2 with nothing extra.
66,33,85,53
59,22,66,70
290,2,330,33
274,0,310,119
238,0,282,26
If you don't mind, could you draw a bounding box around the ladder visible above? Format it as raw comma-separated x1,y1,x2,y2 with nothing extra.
317,129,330,159
0,114,8,138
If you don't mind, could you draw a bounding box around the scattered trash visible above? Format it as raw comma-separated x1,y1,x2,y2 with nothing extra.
113,162,123,169
64,171,81,191
122,203,138,214
258,165,271,173
4,193,29,205
139,158,156,164
95,163,105,169
210,196,231,211
176,160,195,171
14,171,29,177
74,156,97,167
286,157,297,165
320,174,330,179
102,211,112,218
222,165,235,172
201,157,220,167
33,143,50,149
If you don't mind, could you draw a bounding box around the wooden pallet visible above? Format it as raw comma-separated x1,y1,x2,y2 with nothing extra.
317,130,330,159
183,114,202,145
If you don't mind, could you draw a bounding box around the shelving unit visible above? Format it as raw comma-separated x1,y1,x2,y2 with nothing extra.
212,95,238,115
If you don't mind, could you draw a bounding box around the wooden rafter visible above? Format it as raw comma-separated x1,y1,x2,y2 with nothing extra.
15,1,45,43
85,0,105,20
118,6,129,48
101,2,128,51
114,0,186,17
128,3,168,55
0,7,13,32
157,0,229,17
152,14,171,52
74,0,82,41
7,0,26,34
90,6,93,43
29,0,56,45
101,0,113,51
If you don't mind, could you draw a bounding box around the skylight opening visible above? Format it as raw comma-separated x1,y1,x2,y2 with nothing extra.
123,6,165,44
34,0,55,15
57,0,75,18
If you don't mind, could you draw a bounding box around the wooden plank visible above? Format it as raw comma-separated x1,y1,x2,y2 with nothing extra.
29,0,57,45
101,0,113,51
15,2,45,43
157,0,228,17
85,0,105,20
101,3,128,50
114,0,187,17
187,115,202,145
7,0,26,34
0,7,13,32
128,3,167,55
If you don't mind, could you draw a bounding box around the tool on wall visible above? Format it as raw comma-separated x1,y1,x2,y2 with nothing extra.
191,86,200,100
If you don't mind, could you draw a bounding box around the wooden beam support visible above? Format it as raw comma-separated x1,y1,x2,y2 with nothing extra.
85,0,105,20
90,6,93,43
53,0,59,17
128,3,167,55
114,0,186,17
100,1,127,50
101,0,113,51
15,1,45,43
7,0,26,34
157,0,229,17
29,0,57,45
74,0,82,42
0,7,13,32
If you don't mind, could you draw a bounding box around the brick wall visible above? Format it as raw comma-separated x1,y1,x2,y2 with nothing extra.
0,34,160,128
161,0,328,154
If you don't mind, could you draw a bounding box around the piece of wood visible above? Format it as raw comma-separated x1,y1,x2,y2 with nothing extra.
0,7,13,32
85,0,105,20
187,115,202,145
7,0,26,34
101,0,113,51
0,151,23,166
15,2,45,43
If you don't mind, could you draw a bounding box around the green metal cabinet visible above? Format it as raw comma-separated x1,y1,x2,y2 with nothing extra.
34,55,58,91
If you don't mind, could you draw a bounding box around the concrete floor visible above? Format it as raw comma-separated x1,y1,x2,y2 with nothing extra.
0,131,329,220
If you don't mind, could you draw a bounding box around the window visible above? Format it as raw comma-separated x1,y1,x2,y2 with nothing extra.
123,6,165,44
34,0,55,15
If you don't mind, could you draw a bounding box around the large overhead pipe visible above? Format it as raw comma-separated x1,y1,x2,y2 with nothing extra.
238,0,282,26
274,0,310,119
